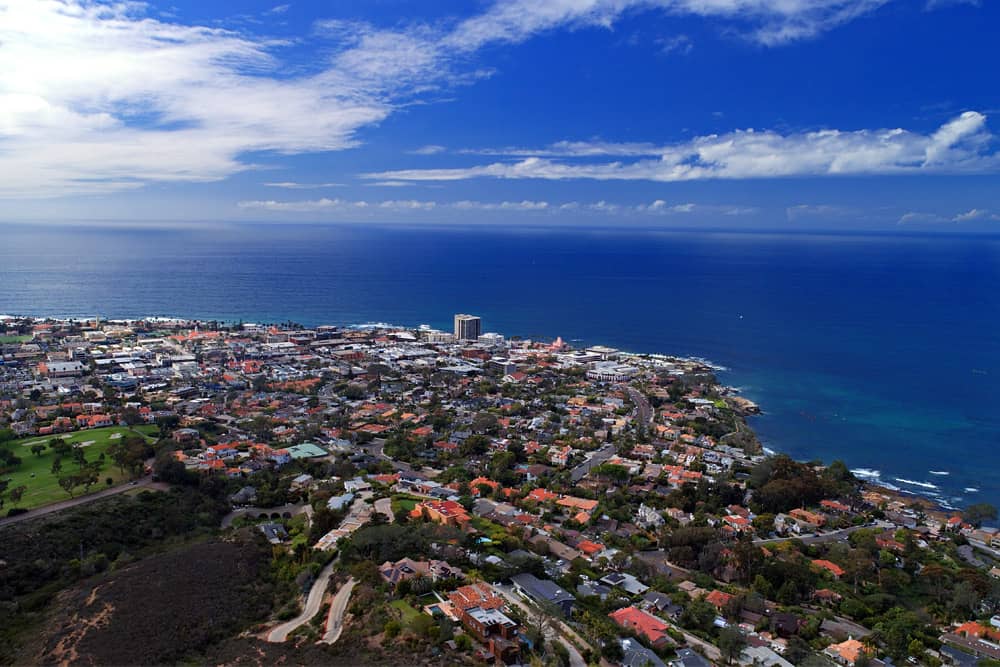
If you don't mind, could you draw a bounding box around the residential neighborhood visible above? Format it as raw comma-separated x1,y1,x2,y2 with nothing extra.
0,314,998,666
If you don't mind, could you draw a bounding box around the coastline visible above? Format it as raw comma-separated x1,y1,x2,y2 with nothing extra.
2,312,967,516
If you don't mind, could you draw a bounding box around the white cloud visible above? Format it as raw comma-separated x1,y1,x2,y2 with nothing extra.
409,145,447,155
264,182,344,189
267,4,291,15
237,197,745,218
952,208,1000,222
659,34,693,55
367,112,999,183
0,0,910,198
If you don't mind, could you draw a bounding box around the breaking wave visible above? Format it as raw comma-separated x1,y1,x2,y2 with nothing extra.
894,478,939,490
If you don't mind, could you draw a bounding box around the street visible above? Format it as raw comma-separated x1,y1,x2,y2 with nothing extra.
320,577,357,644
267,562,335,642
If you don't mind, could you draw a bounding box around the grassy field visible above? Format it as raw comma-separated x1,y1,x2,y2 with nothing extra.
390,495,419,516
3,425,159,510
0,335,32,344
390,600,422,627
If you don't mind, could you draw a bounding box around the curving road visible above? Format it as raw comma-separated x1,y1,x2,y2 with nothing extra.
266,562,335,642
320,577,357,644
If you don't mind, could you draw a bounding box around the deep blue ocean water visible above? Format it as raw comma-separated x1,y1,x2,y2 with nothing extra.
2,222,998,510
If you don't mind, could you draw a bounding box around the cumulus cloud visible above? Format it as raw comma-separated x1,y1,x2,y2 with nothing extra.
367,112,999,183
0,0,908,198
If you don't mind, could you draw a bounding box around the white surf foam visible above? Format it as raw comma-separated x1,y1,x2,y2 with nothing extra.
894,478,939,490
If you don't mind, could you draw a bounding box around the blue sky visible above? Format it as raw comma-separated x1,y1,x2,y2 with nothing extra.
1,0,998,229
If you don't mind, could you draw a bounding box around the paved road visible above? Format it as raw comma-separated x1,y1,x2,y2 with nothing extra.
626,387,653,427
0,477,168,529
753,522,889,546
958,544,988,569
374,497,393,521
267,562,335,643
320,577,357,644
495,584,587,667
222,502,313,528
570,443,617,483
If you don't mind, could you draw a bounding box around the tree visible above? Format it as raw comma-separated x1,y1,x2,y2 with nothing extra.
718,627,747,665
963,503,997,528
51,456,63,475
58,474,79,498
8,485,26,507
72,445,87,469
30,444,45,457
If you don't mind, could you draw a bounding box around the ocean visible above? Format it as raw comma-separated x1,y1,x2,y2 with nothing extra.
2,221,998,510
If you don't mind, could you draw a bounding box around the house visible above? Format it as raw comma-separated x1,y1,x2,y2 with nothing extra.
636,503,665,529
229,485,258,506
343,477,372,493
527,487,558,503
510,573,576,616
620,638,667,667
410,499,471,527
378,558,463,587
609,606,675,649
291,473,314,490
812,559,846,579
461,606,521,664
327,492,354,510
259,522,288,544
601,572,650,595
824,638,869,665
742,645,794,667
789,508,826,528
448,582,505,612
672,648,712,667
705,590,734,611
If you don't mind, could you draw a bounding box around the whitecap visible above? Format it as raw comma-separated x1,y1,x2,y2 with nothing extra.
894,478,939,490
964,487,979,493
851,468,881,480
928,470,950,476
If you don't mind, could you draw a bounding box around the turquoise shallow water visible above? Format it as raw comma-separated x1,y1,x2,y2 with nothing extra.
1,222,998,510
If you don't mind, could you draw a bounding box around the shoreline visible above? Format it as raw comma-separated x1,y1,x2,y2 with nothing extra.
1,313,969,514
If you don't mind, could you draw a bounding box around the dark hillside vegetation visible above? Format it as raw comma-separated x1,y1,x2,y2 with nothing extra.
0,485,230,663
31,538,272,666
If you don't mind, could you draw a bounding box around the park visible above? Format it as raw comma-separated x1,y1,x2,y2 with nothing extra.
0,424,159,511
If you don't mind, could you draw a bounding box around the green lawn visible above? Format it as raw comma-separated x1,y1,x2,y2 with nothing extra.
391,495,419,513
0,335,32,344
390,600,422,627
4,425,158,510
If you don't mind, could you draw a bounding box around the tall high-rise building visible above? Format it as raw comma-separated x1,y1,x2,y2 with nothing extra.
454,314,482,341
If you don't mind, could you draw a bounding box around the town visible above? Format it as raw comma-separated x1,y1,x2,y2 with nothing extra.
0,313,998,667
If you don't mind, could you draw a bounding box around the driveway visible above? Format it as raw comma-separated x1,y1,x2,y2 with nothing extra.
319,577,357,644
374,497,393,521
267,562,335,642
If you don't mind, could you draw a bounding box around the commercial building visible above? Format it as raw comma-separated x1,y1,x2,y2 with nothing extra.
454,314,482,341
